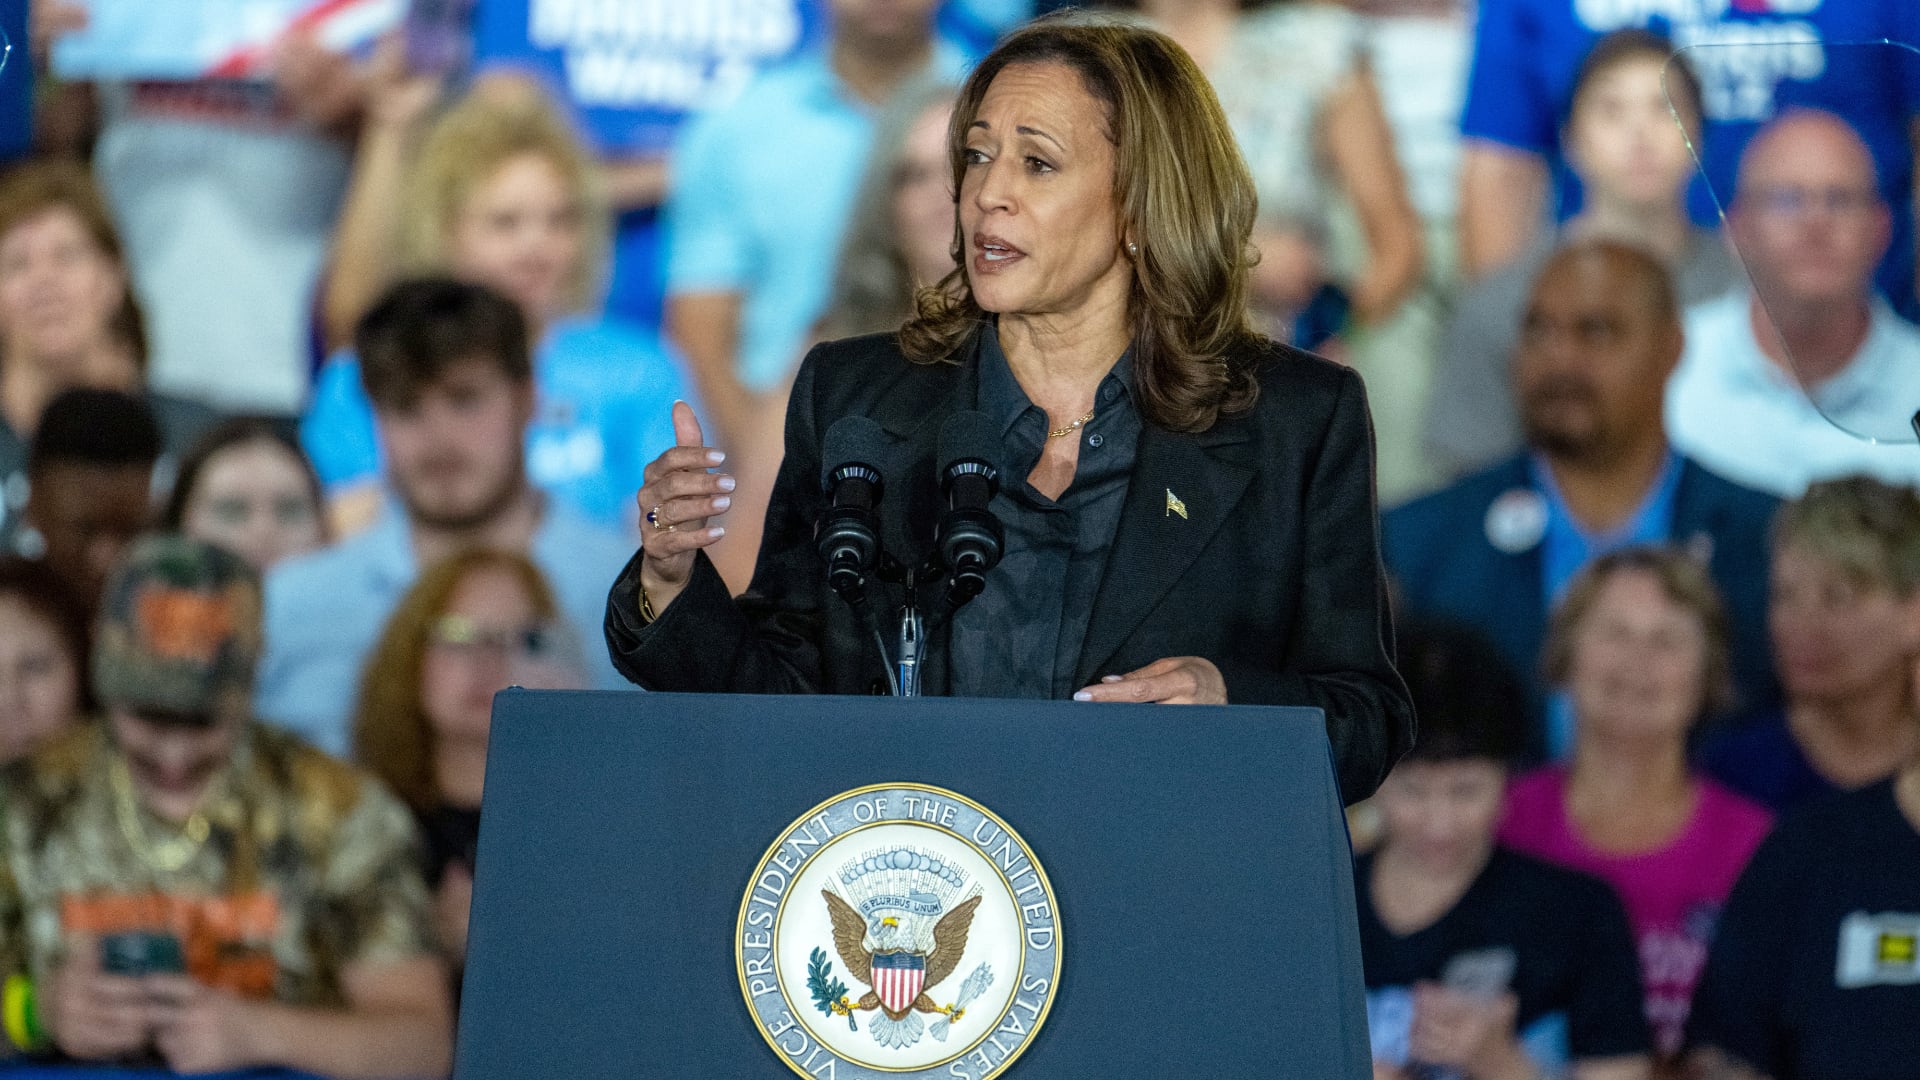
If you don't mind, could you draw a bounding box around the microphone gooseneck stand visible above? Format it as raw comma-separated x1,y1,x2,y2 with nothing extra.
815,412,1006,697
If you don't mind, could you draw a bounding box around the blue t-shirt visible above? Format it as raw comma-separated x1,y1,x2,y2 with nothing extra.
1460,0,1920,308
664,43,973,391
301,316,690,533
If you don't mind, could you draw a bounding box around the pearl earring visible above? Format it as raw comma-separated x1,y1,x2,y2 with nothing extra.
1127,241,1139,257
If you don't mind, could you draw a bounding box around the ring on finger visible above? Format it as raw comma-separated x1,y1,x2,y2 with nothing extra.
646,505,664,530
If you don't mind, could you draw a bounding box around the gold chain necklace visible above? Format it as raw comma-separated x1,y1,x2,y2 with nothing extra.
1047,411,1095,439
109,757,211,874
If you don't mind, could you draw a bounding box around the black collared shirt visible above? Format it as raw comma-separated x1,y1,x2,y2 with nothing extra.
947,326,1142,699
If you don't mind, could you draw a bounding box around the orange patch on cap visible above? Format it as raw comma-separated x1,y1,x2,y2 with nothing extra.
136,587,235,663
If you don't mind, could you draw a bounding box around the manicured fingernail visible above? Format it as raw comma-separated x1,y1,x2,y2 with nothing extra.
1101,675,1122,683
713,496,731,511
716,475,737,491
706,450,726,464
710,526,726,538
1072,691,1093,701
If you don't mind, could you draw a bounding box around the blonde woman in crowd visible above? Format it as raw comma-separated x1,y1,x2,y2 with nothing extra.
307,73,692,538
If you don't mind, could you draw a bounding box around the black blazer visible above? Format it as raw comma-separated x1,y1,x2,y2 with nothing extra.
606,331,1414,801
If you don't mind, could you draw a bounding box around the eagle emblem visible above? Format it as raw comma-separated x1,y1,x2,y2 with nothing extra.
810,847,995,1050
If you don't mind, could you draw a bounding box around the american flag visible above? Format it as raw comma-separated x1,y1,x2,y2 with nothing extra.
207,0,403,77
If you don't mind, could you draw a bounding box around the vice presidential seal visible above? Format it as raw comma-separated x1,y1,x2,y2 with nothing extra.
737,784,1061,1080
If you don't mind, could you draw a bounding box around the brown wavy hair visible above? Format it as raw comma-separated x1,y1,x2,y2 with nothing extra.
898,13,1261,433
0,161,148,363
352,548,560,812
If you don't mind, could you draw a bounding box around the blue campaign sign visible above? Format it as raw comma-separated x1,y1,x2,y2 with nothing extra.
472,0,825,157
1,4,25,160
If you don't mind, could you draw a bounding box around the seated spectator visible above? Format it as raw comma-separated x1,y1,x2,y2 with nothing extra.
1430,32,1739,479
1501,548,1773,1065
310,79,693,536
664,0,970,589
21,388,160,618
0,536,452,1076
0,162,217,548
1667,110,1920,497
160,418,327,573
1685,750,1920,1080
1361,620,1652,1080
258,280,633,758
0,557,89,764
1385,240,1777,756
355,549,586,970
1699,476,1920,812
821,79,961,340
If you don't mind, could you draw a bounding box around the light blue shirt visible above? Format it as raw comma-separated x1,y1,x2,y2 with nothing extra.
1534,450,1685,757
253,501,636,758
663,44,972,390
302,317,692,533
1668,291,1920,497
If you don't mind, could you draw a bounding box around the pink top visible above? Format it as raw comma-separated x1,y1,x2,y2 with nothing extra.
1499,766,1773,1057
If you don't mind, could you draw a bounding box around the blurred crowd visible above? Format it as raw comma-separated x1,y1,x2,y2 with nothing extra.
0,0,1918,1078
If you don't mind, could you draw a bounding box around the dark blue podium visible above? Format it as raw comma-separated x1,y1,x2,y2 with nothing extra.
454,692,1369,1078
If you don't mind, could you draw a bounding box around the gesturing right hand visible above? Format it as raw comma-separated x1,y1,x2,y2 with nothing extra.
634,402,734,612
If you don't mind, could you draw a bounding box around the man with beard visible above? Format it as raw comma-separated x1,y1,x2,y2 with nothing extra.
1384,240,1778,759
254,279,631,757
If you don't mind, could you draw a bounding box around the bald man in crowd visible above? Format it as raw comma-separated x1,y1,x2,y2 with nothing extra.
1384,240,1779,758
1668,110,1920,497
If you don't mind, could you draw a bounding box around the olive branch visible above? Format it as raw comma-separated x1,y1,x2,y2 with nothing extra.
808,947,857,1031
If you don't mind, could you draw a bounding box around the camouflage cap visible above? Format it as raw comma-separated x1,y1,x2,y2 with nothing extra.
91,535,264,726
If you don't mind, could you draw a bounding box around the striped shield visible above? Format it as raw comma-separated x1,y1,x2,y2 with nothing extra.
870,951,927,1014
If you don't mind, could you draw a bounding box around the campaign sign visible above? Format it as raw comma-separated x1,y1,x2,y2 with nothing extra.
2,8,26,159
52,0,403,80
472,0,822,156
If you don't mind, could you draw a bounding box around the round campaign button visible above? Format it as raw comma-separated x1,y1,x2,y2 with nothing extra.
737,784,1061,1080
1484,487,1548,555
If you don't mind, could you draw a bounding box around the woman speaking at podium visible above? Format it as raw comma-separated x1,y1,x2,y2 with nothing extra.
605,14,1413,801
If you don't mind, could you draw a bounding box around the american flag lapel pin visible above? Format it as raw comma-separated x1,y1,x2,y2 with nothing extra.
1165,488,1188,519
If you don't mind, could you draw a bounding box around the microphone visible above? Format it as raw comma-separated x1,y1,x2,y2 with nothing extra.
935,411,1005,608
816,416,888,596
